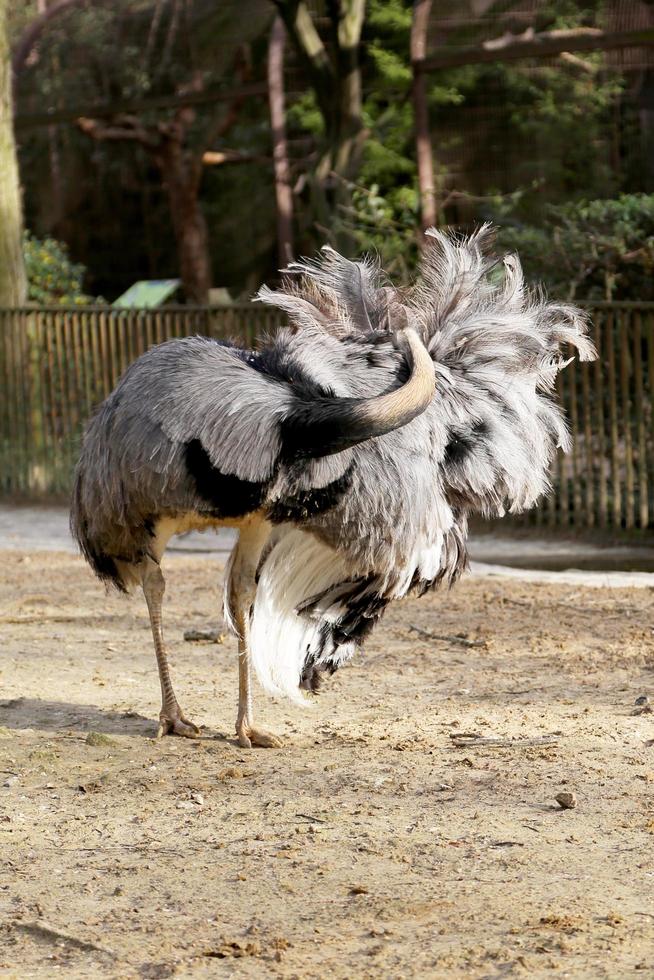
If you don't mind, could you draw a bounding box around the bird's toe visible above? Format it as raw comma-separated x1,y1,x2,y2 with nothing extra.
156,711,201,740
236,729,253,749
236,724,282,748
248,727,283,748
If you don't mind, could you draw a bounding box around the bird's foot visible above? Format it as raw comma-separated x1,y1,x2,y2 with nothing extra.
156,707,201,740
236,721,283,749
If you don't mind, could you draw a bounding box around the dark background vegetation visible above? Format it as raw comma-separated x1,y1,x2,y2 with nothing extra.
9,0,654,304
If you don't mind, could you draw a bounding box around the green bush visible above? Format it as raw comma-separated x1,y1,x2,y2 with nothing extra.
24,233,97,305
497,194,654,302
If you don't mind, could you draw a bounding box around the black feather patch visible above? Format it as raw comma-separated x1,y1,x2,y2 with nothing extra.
250,345,336,399
184,439,268,517
267,465,354,524
280,398,378,459
252,343,368,458
444,419,490,466
85,543,127,593
298,579,390,693
300,659,337,692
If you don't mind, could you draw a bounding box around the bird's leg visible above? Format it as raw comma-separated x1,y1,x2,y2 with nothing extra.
229,520,282,749
141,557,200,739
235,631,282,748
236,643,253,740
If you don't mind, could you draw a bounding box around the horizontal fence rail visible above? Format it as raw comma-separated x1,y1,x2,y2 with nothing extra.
0,302,653,531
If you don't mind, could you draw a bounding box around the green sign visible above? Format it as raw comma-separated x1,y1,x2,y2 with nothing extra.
113,279,181,308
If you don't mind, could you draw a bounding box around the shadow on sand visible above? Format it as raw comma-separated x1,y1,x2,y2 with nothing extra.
0,697,234,743
0,697,155,737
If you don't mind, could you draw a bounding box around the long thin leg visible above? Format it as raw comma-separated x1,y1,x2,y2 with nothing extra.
236,646,253,738
141,556,200,739
235,620,282,748
229,519,282,749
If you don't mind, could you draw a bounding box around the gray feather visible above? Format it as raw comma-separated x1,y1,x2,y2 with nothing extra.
71,226,596,696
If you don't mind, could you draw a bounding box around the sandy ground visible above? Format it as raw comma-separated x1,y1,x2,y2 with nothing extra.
1,548,654,979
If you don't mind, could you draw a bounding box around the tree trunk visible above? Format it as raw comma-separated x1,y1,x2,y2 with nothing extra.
276,0,365,248
176,197,211,305
333,0,365,179
0,0,26,306
411,0,436,233
158,141,211,304
317,0,366,247
268,16,293,266
315,0,365,185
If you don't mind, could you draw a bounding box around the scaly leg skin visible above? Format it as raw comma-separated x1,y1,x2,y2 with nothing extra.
156,708,201,740
142,557,201,740
235,646,283,749
230,519,283,749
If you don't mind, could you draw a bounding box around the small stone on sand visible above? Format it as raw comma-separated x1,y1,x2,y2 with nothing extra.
85,731,114,747
555,791,577,810
183,628,224,643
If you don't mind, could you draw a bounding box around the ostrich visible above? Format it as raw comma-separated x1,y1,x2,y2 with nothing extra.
71,227,595,747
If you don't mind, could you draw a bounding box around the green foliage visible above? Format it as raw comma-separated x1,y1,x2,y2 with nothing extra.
497,194,654,301
367,0,411,33
336,0,624,276
24,233,96,305
15,0,654,298
286,90,324,137
332,0,417,272
341,183,417,280
429,27,623,224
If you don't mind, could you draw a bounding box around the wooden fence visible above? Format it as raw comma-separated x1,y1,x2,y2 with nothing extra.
0,302,653,530
0,305,281,497
541,303,654,530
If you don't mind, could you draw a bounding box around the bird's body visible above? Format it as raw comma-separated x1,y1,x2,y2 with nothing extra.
71,227,595,745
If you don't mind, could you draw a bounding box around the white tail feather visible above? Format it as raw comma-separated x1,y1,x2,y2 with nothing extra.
248,528,354,703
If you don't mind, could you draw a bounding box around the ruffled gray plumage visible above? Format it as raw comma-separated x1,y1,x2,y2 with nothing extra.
71,226,596,696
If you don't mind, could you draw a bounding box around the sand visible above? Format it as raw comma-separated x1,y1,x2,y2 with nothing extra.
1,549,653,978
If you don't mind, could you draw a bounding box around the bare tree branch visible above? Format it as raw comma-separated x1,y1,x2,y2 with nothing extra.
202,149,265,165
145,0,166,71
188,48,252,184
417,27,654,73
159,0,182,77
77,115,160,148
559,51,597,73
14,82,267,131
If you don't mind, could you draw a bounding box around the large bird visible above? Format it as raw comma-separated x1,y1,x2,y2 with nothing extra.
71,227,595,747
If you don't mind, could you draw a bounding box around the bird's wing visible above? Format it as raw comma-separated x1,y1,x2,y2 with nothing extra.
116,337,355,494
116,337,292,484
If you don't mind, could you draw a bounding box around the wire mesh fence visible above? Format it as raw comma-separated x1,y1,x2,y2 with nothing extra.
1,302,653,530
